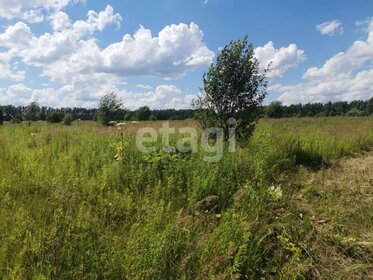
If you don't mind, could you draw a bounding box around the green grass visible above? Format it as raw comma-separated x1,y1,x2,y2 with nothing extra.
0,117,372,279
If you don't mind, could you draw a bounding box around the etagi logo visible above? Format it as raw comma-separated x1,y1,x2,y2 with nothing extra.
135,119,236,163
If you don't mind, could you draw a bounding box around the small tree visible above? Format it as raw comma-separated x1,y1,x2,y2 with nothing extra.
63,113,74,125
123,112,132,121
46,111,63,123
193,35,269,142
24,101,41,122
98,92,122,126
267,101,284,118
135,106,151,121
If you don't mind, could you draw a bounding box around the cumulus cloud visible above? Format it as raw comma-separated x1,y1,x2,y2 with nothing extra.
273,19,373,104
0,52,25,81
0,4,214,108
118,85,195,109
100,22,214,78
86,5,122,31
316,20,343,36
0,22,34,49
0,84,33,105
0,8,212,81
0,82,195,109
49,11,72,31
254,41,306,78
136,84,153,90
0,0,82,23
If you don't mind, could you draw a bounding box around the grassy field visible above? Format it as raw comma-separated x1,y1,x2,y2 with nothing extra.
0,117,372,279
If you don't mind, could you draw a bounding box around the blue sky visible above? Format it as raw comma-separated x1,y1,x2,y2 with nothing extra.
0,0,373,108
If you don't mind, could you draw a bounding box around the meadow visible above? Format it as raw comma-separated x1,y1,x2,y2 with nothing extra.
0,117,372,279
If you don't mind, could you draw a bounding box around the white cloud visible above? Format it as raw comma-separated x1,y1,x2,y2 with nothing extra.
0,22,34,49
100,22,214,78
118,85,194,109
0,7,212,82
0,52,25,81
316,20,343,36
0,84,33,105
254,41,306,78
0,0,82,23
136,84,153,90
86,5,122,31
0,4,211,108
0,82,196,109
273,19,373,104
355,17,373,33
49,11,71,31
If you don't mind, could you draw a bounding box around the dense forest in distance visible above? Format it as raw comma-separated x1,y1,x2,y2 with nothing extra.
1,98,372,122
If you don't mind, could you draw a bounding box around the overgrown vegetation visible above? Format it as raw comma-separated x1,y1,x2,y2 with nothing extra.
0,117,372,279
63,113,74,126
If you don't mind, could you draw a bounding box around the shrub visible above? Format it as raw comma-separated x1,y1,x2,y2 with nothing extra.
46,111,63,123
346,108,363,117
63,113,74,125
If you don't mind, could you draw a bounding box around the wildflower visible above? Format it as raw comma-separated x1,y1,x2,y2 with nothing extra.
268,185,283,200
116,122,127,130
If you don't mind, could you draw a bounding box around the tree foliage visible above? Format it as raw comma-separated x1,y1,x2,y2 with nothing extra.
135,106,151,121
98,92,123,126
193,35,269,141
266,101,284,118
24,101,41,122
46,111,63,123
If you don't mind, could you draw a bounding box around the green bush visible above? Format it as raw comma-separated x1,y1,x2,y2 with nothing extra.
63,113,74,125
346,108,363,117
46,111,63,123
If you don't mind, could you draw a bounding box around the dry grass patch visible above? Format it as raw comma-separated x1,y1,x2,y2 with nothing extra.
289,152,373,279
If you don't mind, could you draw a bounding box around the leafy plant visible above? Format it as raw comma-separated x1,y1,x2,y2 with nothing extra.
63,113,74,125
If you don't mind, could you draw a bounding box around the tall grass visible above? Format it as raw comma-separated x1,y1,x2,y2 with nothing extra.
0,117,372,279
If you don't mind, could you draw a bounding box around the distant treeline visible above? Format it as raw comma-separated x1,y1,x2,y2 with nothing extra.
0,105,196,122
0,98,372,123
264,98,373,118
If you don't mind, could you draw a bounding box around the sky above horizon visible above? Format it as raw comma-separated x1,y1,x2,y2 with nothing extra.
0,0,373,109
